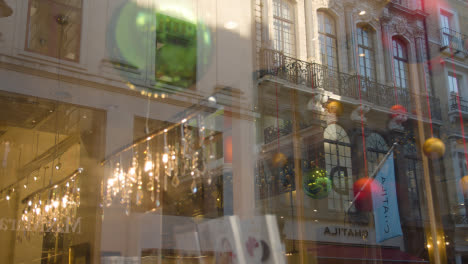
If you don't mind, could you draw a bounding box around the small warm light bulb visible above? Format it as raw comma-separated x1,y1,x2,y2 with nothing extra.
53,200,59,208
162,154,169,163
45,205,50,212
6,195,10,201
23,184,27,189
34,176,37,181
359,10,366,15
55,163,62,170
28,200,32,206
144,160,154,172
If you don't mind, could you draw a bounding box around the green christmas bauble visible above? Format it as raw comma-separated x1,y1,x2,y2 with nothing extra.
303,168,331,199
108,3,212,94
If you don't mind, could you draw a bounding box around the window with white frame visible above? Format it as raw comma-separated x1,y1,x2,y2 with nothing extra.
357,25,376,81
272,0,296,57
318,11,339,70
448,72,461,95
440,11,454,46
26,0,83,61
324,124,353,211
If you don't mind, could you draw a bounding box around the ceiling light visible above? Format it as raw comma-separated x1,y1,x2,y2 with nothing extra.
359,10,366,15
224,21,238,29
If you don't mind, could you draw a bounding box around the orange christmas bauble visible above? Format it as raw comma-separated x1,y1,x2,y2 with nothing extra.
423,137,445,158
327,101,343,116
390,104,407,119
272,152,287,168
353,178,383,212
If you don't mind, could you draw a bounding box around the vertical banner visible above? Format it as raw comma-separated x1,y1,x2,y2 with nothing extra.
372,151,403,243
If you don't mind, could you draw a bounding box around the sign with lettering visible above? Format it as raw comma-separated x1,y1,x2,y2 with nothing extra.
283,221,402,247
0,217,82,234
372,150,403,243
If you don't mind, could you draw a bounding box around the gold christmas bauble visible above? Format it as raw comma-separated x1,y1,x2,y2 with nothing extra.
272,152,287,168
327,101,343,116
460,175,468,194
423,137,445,158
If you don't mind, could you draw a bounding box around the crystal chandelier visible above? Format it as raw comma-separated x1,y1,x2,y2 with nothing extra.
15,169,82,241
102,114,216,214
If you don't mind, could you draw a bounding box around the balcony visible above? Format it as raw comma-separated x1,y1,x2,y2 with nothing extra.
259,49,442,121
450,94,468,112
391,0,413,9
453,214,468,226
440,28,468,57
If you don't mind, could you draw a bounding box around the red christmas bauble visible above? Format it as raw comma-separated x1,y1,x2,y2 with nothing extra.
353,178,382,212
224,136,233,163
390,104,407,119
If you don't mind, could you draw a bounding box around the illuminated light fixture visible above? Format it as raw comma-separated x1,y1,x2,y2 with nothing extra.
0,0,13,18
208,96,216,103
446,242,450,245
224,21,238,29
359,53,366,57
6,195,10,201
55,161,62,170
359,10,366,15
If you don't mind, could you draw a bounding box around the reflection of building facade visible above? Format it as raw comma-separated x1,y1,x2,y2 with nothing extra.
254,0,450,263
425,0,468,262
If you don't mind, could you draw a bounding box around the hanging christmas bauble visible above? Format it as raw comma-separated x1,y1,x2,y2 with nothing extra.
390,104,407,119
108,2,212,94
460,175,468,194
303,168,331,199
272,152,287,168
353,178,382,212
423,137,445,158
327,101,343,116
224,136,233,163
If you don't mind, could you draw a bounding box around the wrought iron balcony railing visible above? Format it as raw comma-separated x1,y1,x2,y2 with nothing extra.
450,94,468,113
391,0,412,9
453,214,468,225
440,28,468,54
259,49,442,120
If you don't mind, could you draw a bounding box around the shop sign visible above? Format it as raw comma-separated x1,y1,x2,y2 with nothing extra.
0,217,82,234
323,226,369,239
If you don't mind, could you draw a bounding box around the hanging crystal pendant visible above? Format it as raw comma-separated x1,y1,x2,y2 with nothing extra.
171,174,180,187
191,180,197,194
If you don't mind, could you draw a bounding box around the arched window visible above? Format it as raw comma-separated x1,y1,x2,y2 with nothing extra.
273,0,296,57
357,26,376,81
366,133,389,176
392,38,410,89
324,124,352,211
318,11,339,70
